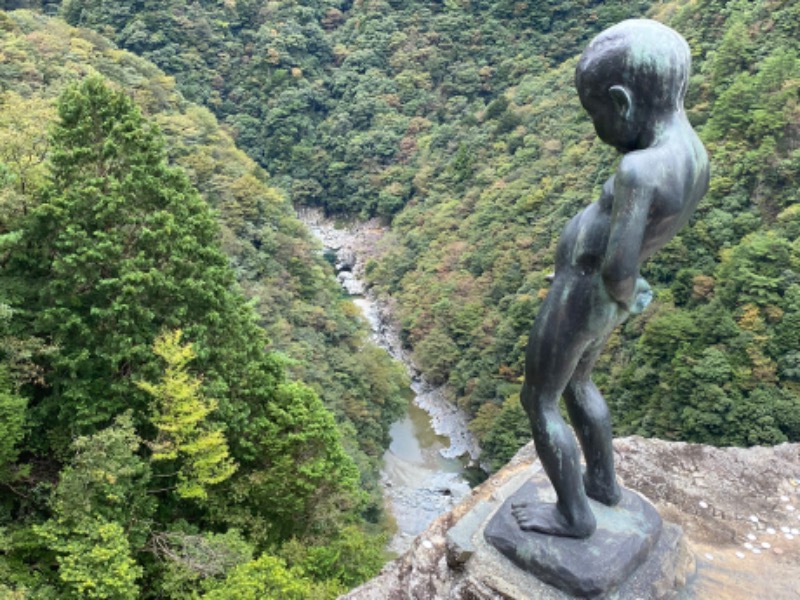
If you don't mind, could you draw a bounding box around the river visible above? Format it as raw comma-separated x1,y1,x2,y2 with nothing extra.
298,209,481,553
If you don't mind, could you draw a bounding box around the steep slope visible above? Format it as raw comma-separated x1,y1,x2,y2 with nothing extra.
0,10,405,597
365,0,800,464
51,0,800,464
0,6,407,482
57,0,649,215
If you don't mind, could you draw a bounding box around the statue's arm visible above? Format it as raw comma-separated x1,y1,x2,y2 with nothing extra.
601,163,653,311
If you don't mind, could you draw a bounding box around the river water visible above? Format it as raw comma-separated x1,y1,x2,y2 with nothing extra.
299,209,480,553
352,295,477,553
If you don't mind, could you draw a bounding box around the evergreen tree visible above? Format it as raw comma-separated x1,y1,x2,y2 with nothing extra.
137,330,237,501
1,69,362,525
0,19,410,595
211,380,363,542
3,76,283,453
35,413,150,599
0,368,26,483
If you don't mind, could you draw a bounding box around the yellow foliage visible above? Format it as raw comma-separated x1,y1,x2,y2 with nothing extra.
0,91,56,228
763,304,784,323
69,37,94,59
138,330,237,500
737,303,765,333
777,203,800,223
518,175,554,213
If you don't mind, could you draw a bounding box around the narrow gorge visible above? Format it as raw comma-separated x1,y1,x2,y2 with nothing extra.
298,208,482,553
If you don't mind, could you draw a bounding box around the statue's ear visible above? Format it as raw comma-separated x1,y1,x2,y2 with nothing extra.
608,85,632,119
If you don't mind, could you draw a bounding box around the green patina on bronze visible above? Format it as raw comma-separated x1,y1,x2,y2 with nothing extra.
485,478,664,597
498,18,709,545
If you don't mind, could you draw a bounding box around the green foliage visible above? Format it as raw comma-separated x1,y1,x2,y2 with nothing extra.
279,524,389,589
0,91,55,229
149,529,254,597
138,330,236,501
0,28,400,595
202,553,329,600
37,517,142,599
216,380,363,542
2,0,800,594
55,0,652,218
33,414,150,598
0,368,26,481
0,305,30,481
473,395,530,471
0,9,407,500
45,413,153,547
4,74,252,446
360,0,800,457
717,232,793,307
44,0,664,476
707,18,752,91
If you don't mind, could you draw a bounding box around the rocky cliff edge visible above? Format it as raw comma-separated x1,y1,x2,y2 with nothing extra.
344,437,800,599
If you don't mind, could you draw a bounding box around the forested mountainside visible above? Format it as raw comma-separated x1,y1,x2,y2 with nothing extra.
52,0,800,467
0,10,406,598
0,0,798,597
370,0,800,465
57,0,650,216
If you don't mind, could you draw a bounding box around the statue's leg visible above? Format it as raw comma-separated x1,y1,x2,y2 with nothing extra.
513,284,596,538
564,337,621,507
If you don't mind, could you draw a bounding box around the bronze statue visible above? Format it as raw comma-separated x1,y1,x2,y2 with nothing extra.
512,19,709,539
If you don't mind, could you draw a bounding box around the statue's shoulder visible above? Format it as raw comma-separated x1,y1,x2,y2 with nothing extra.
615,152,657,190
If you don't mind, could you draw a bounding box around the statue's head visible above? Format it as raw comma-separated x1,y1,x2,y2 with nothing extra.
575,19,691,152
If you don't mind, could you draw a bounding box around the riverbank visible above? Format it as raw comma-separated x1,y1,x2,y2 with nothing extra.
298,207,481,461
297,207,481,552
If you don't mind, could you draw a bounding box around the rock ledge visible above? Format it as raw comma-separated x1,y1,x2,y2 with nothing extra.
343,437,800,599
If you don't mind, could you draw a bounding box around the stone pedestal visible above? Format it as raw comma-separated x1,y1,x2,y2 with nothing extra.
344,439,800,600
445,465,694,599
484,480,662,597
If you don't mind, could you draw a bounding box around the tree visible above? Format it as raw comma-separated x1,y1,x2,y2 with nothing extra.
3,76,281,454
203,553,324,600
35,413,151,599
37,517,143,600
479,396,531,471
0,16,410,597
0,368,26,482
44,413,153,547
279,523,388,589
149,528,254,597
0,92,56,230
137,330,236,500
215,381,363,541
0,300,27,481
708,19,753,91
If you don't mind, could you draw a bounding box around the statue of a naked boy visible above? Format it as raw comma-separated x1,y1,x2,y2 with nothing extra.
513,19,709,539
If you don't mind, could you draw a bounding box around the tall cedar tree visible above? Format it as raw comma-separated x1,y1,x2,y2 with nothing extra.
5,76,283,456
4,76,362,546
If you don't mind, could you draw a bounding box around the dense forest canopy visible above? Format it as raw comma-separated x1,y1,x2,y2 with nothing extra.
49,0,799,455
0,0,798,596
0,9,404,598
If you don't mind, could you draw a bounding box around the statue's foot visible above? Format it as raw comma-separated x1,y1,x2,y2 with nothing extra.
511,501,596,539
583,472,622,507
